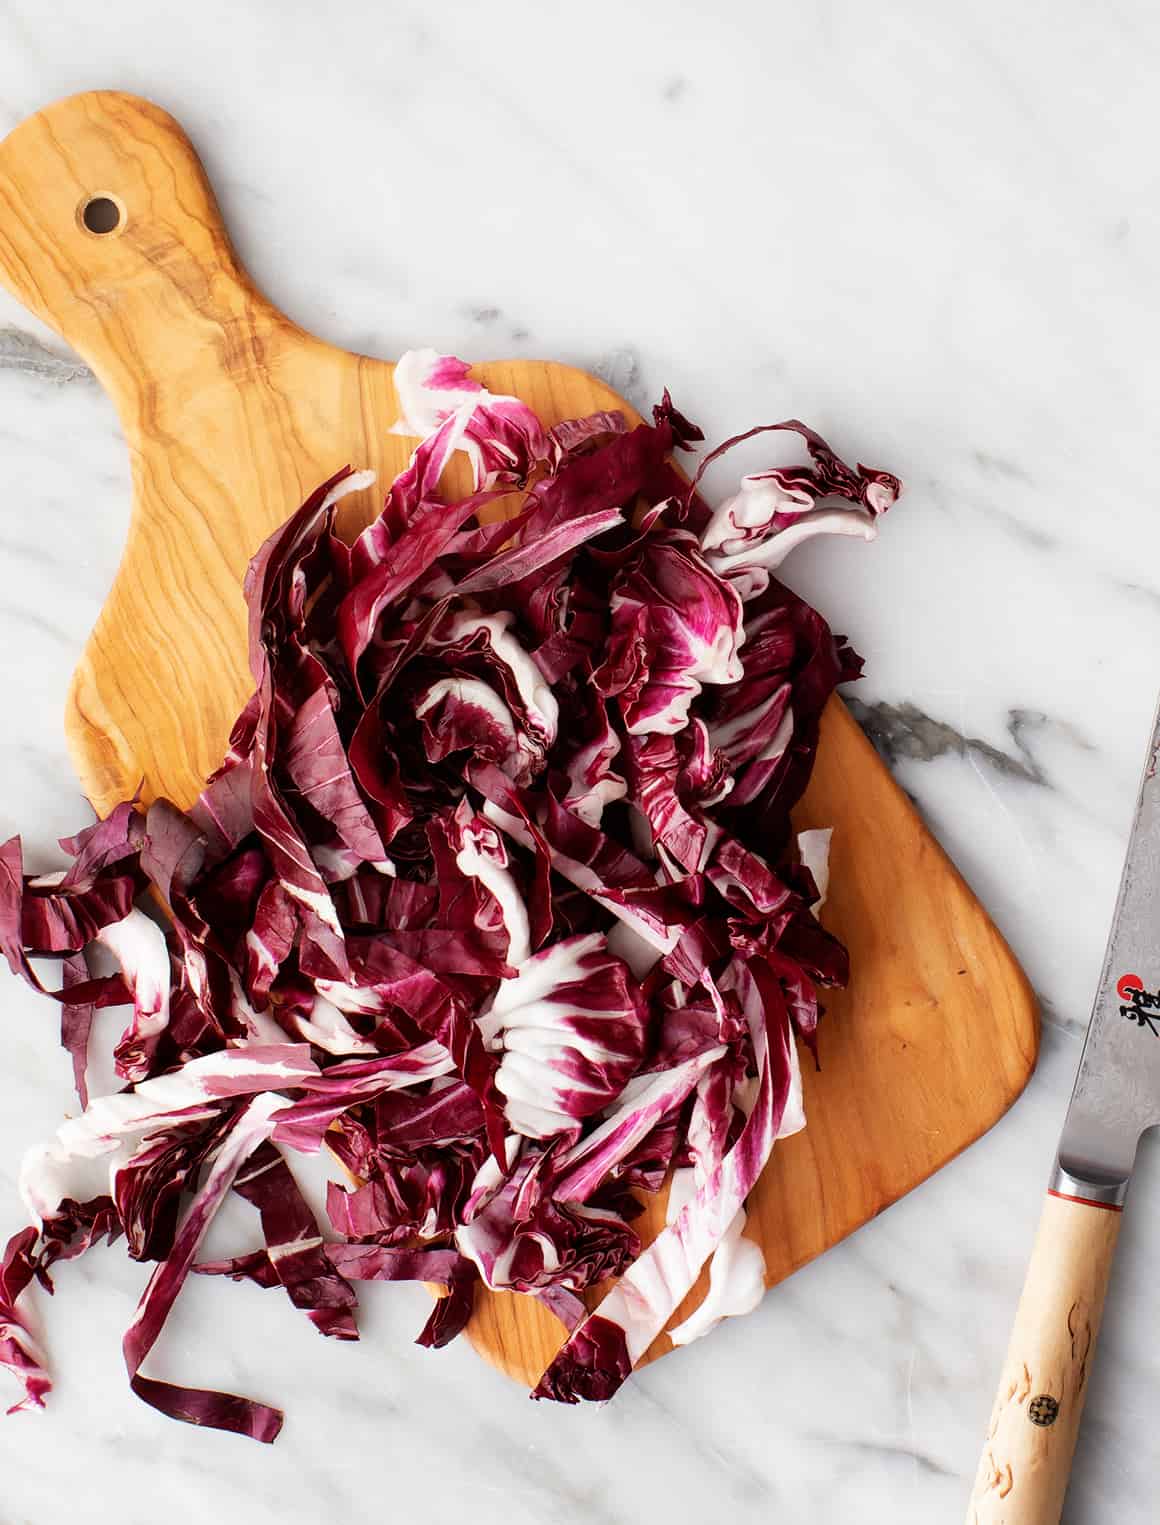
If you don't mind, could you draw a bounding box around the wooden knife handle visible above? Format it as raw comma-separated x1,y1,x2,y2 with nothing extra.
966,1190,1122,1523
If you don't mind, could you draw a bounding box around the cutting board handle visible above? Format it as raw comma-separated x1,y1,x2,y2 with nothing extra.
965,1190,1121,1523
0,91,283,405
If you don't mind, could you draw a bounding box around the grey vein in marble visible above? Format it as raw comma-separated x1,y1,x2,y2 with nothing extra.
960,482,1058,551
847,697,1097,793
592,345,649,410
0,325,90,384
970,448,1035,485
459,302,532,343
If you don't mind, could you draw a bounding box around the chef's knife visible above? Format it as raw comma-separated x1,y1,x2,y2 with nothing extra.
966,698,1160,1523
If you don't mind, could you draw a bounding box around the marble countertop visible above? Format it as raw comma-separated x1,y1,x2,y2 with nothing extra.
1,3,1158,1521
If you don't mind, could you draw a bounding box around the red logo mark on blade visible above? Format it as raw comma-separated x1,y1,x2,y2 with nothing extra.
1117,973,1144,1001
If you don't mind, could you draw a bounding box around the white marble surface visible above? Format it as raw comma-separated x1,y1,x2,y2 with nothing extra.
0,2,1158,1520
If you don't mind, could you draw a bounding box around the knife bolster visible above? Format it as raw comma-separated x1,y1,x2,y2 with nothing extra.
1048,1159,1130,1209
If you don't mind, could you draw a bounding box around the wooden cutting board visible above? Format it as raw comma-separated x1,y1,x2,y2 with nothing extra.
0,92,1038,1388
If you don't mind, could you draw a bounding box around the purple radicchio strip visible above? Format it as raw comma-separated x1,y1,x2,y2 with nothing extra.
59,953,95,1109
122,1093,286,1441
692,419,899,599
389,347,551,491
221,1141,359,1340
533,963,790,1402
269,1043,454,1153
20,1044,320,1226
0,1227,49,1415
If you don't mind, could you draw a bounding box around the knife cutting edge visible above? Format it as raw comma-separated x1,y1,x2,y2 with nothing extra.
966,696,1160,1524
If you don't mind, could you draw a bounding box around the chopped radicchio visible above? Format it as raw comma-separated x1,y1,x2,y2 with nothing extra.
0,352,898,1437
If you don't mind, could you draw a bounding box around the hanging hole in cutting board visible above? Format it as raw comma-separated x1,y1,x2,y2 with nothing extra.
80,195,123,236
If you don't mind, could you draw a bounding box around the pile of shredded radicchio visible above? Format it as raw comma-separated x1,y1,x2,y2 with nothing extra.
0,351,899,1440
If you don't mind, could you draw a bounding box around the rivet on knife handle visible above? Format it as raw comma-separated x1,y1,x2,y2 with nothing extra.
967,696,1160,1522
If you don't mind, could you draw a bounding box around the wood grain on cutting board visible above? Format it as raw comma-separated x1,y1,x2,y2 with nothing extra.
0,91,1038,1388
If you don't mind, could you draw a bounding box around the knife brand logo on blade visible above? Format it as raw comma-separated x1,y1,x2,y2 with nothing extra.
1115,973,1160,1035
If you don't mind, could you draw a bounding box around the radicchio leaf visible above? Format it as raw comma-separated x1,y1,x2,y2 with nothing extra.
477,934,646,1138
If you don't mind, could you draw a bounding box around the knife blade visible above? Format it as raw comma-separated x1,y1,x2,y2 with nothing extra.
1053,694,1160,1206
967,695,1160,1525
